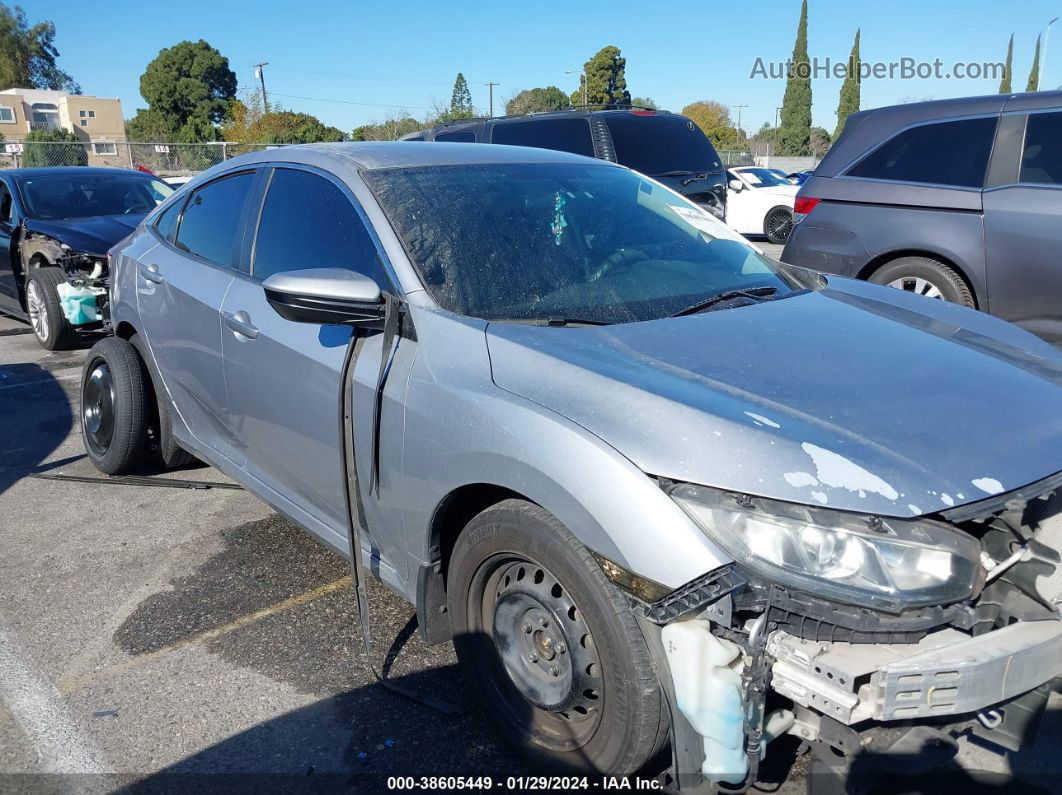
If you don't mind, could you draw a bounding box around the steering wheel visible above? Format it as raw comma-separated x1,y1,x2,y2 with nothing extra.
588,248,649,282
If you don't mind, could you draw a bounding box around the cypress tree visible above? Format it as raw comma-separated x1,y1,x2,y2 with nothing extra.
834,29,860,140
778,0,812,156
451,73,473,114
999,34,1013,93
1027,34,1041,91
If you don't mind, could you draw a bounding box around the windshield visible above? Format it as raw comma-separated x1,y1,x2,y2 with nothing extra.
604,113,721,177
20,174,173,220
732,168,793,188
364,163,801,324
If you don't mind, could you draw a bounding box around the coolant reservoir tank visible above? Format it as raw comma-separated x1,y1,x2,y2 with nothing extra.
662,618,748,785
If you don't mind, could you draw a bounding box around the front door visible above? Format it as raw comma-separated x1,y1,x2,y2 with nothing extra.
984,110,1062,342
219,166,411,573
0,179,20,314
136,170,258,464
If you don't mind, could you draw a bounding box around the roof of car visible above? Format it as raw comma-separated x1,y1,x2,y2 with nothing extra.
220,141,618,171
3,166,156,181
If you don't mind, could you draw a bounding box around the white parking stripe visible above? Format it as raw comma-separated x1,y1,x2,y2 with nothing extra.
0,627,104,773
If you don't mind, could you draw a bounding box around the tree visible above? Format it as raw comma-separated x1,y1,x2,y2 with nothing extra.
810,126,832,158
778,0,812,156
1027,34,1041,91
505,86,570,115
248,111,345,144
571,45,631,107
450,72,473,116
682,101,741,149
834,29,861,139
351,110,423,141
0,3,79,92
630,96,657,109
127,40,237,142
22,128,86,167
999,34,1014,93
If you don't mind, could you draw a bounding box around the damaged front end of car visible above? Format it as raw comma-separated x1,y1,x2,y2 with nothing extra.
21,228,110,328
610,474,1062,793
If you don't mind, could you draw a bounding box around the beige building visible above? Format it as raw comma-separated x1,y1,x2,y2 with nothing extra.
0,88,127,166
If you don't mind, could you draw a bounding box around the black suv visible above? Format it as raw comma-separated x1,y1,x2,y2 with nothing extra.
405,108,728,219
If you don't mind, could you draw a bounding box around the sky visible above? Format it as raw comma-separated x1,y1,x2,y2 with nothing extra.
36,0,1062,137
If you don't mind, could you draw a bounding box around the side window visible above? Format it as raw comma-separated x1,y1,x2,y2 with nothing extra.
490,118,595,157
0,182,11,224
1020,112,1062,186
846,117,997,188
436,130,476,143
153,199,183,242
175,172,256,268
252,168,387,286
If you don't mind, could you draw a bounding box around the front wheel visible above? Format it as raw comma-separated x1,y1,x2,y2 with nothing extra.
81,337,151,474
764,207,794,244
26,267,77,351
447,499,667,774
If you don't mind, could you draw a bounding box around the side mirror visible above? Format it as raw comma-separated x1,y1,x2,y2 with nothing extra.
728,179,744,192
263,267,385,327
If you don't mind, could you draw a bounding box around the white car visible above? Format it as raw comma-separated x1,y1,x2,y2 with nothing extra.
725,167,798,244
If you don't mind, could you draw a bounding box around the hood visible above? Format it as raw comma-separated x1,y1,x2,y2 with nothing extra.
24,215,143,256
486,278,1062,518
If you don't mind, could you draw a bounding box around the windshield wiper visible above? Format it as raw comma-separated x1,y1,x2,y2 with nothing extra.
670,286,779,318
539,317,613,327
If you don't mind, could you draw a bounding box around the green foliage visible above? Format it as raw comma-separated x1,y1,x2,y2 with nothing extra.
246,110,345,144
133,40,237,142
778,0,812,156
834,29,861,140
810,126,832,157
1027,34,1041,91
22,128,86,167
451,73,473,114
571,45,631,107
630,96,657,109
505,86,570,115
0,3,79,92
999,34,1013,93
682,101,741,149
351,115,423,141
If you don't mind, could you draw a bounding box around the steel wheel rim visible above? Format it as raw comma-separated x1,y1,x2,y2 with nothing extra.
27,280,48,341
767,209,793,241
83,362,116,456
474,554,604,750
887,276,943,299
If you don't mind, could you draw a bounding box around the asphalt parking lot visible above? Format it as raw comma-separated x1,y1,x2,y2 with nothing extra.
1,305,1061,794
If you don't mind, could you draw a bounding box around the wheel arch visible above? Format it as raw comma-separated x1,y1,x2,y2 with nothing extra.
857,249,981,309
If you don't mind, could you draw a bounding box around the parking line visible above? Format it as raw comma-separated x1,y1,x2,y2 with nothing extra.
0,627,105,773
57,575,353,695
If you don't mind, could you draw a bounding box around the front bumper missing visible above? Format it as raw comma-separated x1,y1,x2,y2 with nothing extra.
769,618,1062,725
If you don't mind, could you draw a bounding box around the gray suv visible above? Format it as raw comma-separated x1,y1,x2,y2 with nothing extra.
83,142,1062,789
782,91,1062,342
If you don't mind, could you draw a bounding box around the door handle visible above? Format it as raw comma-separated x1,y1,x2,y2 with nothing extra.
139,263,164,284
222,310,259,340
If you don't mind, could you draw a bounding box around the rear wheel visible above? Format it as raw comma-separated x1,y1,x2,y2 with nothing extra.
868,256,975,307
447,499,667,774
764,207,794,244
81,337,151,475
26,267,77,351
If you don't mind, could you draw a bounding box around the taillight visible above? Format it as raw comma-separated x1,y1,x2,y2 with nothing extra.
793,196,820,222
630,109,656,116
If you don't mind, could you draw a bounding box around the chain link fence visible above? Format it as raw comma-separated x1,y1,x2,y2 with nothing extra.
0,140,281,176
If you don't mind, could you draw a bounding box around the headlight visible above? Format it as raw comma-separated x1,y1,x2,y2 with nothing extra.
670,484,982,612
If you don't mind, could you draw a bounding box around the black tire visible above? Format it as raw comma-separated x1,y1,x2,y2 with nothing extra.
128,333,196,469
80,337,151,475
868,256,975,307
26,267,77,351
447,499,667,775
764,207,794,244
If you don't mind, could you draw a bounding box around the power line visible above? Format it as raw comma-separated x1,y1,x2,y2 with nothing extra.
268,92,434,112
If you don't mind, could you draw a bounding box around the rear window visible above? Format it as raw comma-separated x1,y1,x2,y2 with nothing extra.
845,116,997,188
604,113,722,177
1020,111,1062,186
436,130,476,142
490,118,595,157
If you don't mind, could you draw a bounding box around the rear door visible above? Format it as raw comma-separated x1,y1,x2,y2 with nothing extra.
983,110,1062,341
219,166,409,563
0,178,20,313
137,169,259,464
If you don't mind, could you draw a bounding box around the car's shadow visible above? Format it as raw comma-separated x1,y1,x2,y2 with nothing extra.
0,363,73,497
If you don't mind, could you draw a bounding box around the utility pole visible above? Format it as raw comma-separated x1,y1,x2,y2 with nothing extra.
566,69,589,107
733,104,748,135
253,62,269,112
485,81,500,117
775,106,782,128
